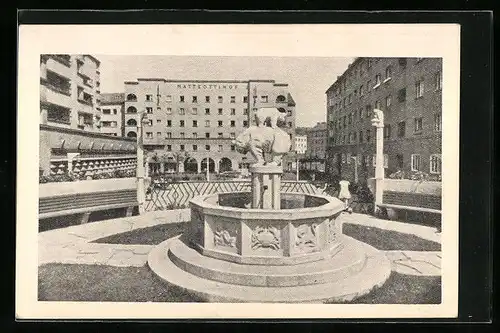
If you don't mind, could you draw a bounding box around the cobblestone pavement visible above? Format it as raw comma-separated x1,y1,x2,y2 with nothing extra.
38,210,441,276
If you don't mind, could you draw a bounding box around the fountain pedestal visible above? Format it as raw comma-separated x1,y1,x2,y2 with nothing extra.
250,165,282,209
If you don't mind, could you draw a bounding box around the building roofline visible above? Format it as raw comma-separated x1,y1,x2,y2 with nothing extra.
132,79,279,84
325,57,364,94
84,54,101,66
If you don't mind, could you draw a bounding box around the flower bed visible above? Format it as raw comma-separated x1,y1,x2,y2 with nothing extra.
39,169,136,183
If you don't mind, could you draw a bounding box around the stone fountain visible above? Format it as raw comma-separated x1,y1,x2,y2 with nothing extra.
148,108,391,303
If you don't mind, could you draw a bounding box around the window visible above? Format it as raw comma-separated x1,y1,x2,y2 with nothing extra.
242,108,248,116
365,105,372,118
146,94,153,101
166,107,172,114
218,108,223,115
205,96,210,102
411,154,422,171
359,130,363,143
343,116,347,127
218,133,223,138
359,108,363,119
384,66,392,81
192,132,198,138
374,74,382,87
230,96,236,103
218,120,223,127
180,145,185,151
192,96,198,103
205,108,210,115
205,132,210,138
156,119,161,123
435,71,442,91
113,109,118,114
156,107,161,112
398,58,407,68
192,120,198,127
218,96,223,103
434,113,442,131
230,132,236,139
126,94,137,101
192,108,198,115
167,145,172,151
398,121,406,137
341,153,346,163
179,96,185,102
146,107,153,113
243,120,249,127
205,145,210,151
166,95,172,102
398,88,407,102
193,145,198,151
146,132,153,139
430,154,442,174
260,96,268,103
230,120,235,127
179,108,185,115
414,117,423,133
180,132,185,139
384,124,391,139
415,80,424,98
218,145,223,152
180,120,185,127
231,145,236,151
167,120,172,127
366,129,371,142
230,108,236,115
243,96,248,103
103,109,111,114
347,153,351,164
205,120,210,127
396,154,404,169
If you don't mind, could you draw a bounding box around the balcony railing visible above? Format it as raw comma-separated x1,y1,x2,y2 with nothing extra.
50,55,71,67
78,98,94,106
41,78,72,96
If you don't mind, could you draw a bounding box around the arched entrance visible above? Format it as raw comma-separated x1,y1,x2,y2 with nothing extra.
184,157,198,173
127,118,137,126
164,156,177,173
201,157,215,173
219,157,232,173
127,131,137,138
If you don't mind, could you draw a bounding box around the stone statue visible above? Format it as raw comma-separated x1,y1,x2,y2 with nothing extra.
371,108,384,127
233,109,291,167
255,107,286,129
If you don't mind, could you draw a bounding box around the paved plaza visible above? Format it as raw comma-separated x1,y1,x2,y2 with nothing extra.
39,210,441,277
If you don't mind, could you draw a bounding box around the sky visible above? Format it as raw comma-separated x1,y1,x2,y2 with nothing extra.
97,55,354,127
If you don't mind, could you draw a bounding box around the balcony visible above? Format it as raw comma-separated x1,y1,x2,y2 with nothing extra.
49,54,71,67
40,84,72,109
41,78,71,96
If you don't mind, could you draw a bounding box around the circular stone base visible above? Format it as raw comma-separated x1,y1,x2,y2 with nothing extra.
148,235,391,303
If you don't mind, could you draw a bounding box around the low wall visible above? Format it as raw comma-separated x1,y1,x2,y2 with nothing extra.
39,178,136,198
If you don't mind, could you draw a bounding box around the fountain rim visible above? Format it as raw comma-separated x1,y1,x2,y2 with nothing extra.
189,191,346,221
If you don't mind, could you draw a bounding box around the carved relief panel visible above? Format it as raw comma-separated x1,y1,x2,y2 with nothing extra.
294,223,319,253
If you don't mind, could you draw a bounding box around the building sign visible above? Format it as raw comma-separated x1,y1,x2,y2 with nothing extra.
176,83,241,90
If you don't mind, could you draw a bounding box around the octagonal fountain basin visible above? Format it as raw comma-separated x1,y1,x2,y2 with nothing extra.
148,191,392,303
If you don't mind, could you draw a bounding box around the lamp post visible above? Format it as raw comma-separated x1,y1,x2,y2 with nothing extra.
295,151,300,182
205,156,210,182
136,111,149,215
371,109,385,211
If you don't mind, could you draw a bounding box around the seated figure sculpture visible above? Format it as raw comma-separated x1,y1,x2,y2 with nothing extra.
233,109,291,167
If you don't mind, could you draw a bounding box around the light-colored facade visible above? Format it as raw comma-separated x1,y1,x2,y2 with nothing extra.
99,93,125,137
294,135,307,155
40,54,101,132
124,79,296,173
325,57,442,183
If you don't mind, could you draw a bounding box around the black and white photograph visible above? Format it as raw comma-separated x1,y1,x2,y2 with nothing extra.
17,23,460,319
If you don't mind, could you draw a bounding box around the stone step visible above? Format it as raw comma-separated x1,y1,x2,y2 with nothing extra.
168,236,366,287
148,236,392,303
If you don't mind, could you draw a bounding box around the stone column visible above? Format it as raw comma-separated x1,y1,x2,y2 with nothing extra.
249,164,282,209
371,109,385,210
159,162,165,174
178,161,185,173
214,159,220,174
197,160,201,174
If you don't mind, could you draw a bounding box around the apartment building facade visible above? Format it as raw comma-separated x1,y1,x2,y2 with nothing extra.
325,57,443,183
302,122,327,172
124,79,296,173
99,93,125,137
40,54,101,132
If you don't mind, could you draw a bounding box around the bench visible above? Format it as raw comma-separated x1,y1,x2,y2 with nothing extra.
39,189,138,224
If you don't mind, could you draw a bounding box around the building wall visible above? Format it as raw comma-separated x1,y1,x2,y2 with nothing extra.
294,135,307,154
124,79,296,173
40,54,101,132
325,57,442,183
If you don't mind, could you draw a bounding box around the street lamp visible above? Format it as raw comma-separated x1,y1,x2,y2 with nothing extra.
136,111,150,215
295,151,300,182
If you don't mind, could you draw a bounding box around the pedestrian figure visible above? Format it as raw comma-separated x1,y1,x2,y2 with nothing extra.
338,180,352,213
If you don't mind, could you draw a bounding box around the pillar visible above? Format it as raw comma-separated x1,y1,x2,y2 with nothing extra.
160,162,165,174
178,161,185,173
249,164,282,210
197,160,201,174
371,109,385,210
214,159,220,174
